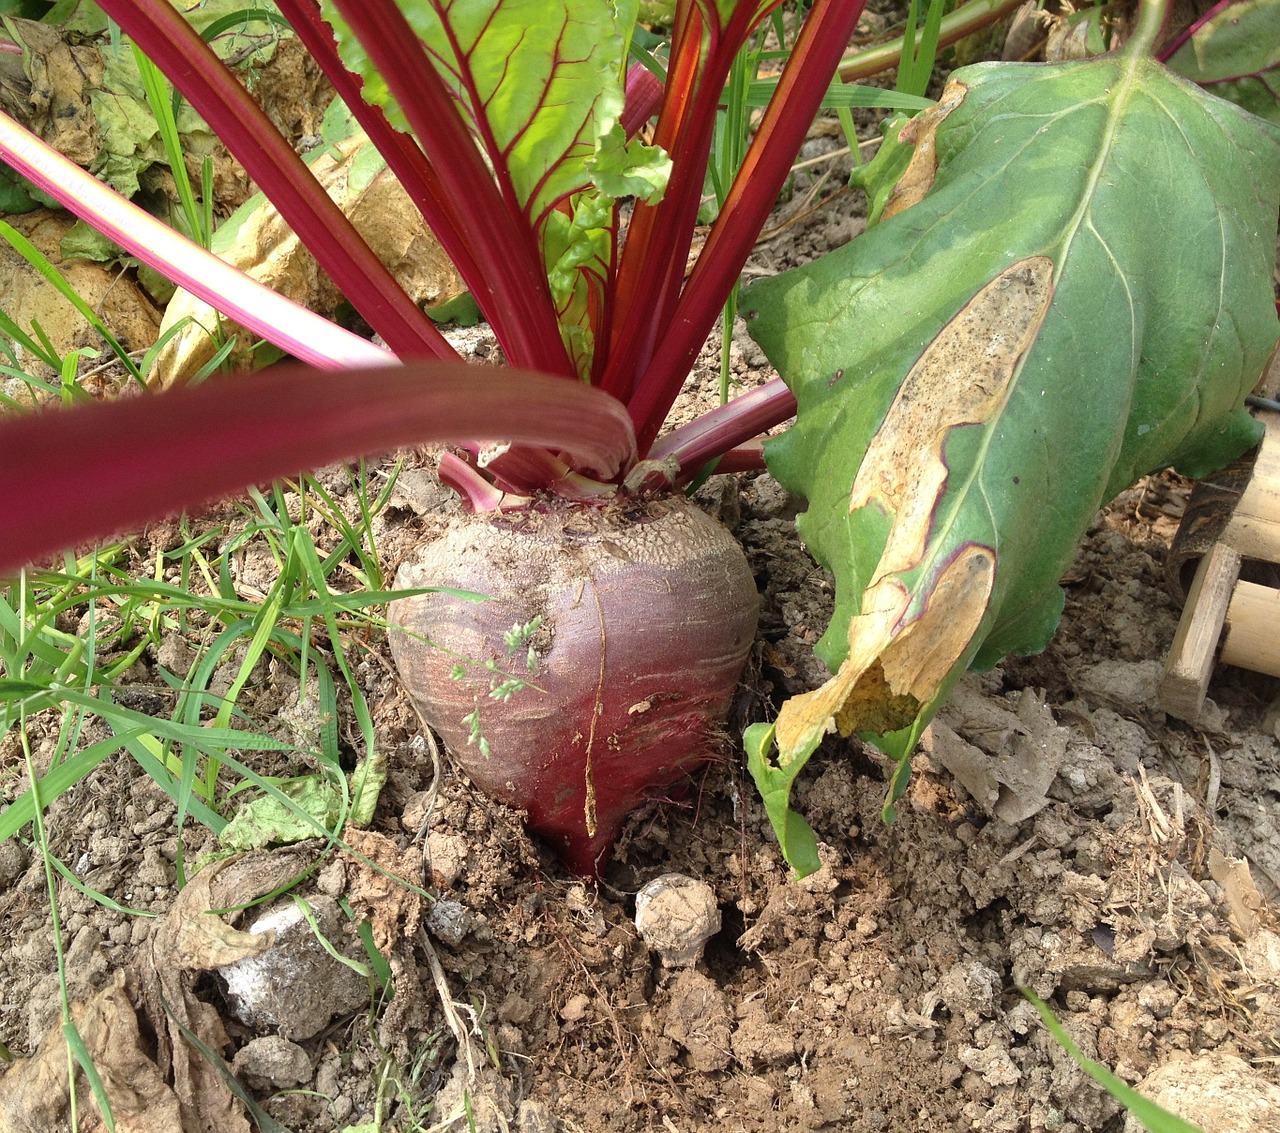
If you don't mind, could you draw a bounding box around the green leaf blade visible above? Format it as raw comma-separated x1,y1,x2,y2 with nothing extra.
744,723,821,878
329,0,665,228
1166,0,1280,86
743,55,1279,815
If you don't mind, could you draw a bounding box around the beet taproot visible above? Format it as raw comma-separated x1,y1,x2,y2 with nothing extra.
389,495,759,875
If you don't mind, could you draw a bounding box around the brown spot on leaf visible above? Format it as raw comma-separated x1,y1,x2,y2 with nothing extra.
882,80,969,222
833,659,920,736
850,256,1055,576
777,545,995,760
775,257,1055,762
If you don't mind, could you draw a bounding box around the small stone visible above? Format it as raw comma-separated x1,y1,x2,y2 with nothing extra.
157,632,193,674
499,991,535,1025
559,993,590,1023
1076,659,1164,719
401,790,435,836
426,829,469,889
315,858,346,898
635,874,721,968
425,898,472,946
231,1036,312,1089
517,1099,557,1132
135,844,174,890
0,839,28,888
732,1001,795,1068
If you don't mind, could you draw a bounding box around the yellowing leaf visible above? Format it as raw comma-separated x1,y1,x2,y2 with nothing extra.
744,54,1280,873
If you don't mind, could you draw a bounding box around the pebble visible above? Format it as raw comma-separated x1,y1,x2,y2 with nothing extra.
426,829,469,889
634,874,721,968
425,897,473,946
231,1036,312,1089
0,839,27,888
517,1099,557,1132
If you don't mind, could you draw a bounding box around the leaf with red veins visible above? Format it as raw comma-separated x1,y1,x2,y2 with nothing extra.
323,0,668,376
324,0,668,230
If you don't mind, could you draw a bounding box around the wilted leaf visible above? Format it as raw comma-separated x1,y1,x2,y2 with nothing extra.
219,753,385,851
743,55,1280,871
0,971,183,1133
0,7,281,202
131,852,317,1133
344,829,424,957
0,210,161,377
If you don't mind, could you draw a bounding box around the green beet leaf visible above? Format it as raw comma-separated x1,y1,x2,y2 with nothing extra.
742,54,1280,874
322,0,668,377
1166,0,1280,86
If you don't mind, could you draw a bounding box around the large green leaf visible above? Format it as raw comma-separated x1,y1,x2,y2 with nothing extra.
742,55,1280,872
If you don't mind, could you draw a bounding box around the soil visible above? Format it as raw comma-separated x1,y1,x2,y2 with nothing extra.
3,15,1280,1133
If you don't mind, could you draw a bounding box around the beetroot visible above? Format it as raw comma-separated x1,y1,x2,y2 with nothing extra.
389,496,759,875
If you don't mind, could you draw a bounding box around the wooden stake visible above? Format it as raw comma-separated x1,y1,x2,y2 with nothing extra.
1160,541,1241,721
1161,405,1280,719
1222,410,1280,563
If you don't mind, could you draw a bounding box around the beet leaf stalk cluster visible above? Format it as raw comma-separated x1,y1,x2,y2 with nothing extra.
0,0,866,570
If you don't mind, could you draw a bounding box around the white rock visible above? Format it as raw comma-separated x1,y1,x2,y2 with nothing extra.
634,874,721,968
1123,1052,1280,1133
217,897,369,1040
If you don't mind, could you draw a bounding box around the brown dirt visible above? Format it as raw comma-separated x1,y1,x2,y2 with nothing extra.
5,432,1280,1132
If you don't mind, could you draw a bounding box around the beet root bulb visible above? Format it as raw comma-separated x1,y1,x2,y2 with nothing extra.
388,496,759,875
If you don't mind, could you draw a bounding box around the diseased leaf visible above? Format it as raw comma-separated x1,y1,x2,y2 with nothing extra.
2,5,287,201
743,55,1280,872
220,776,343,851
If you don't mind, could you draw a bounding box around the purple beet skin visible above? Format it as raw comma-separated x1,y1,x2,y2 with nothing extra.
389,495,759,875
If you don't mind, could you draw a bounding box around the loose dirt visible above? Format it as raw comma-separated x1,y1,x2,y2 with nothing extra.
5,437,1280,1132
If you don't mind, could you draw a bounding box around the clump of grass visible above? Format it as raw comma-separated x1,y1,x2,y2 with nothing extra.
0,438,432,1096
1,457,412,856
